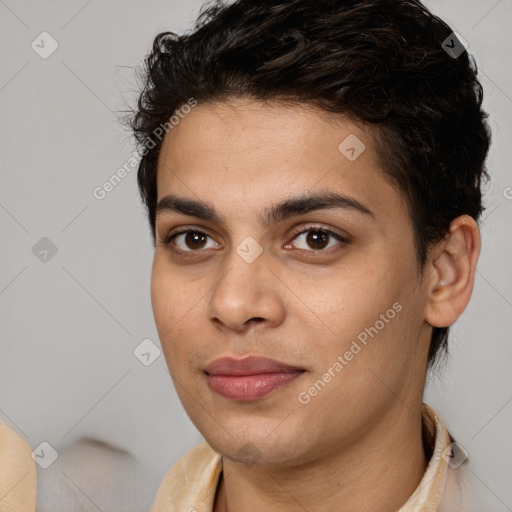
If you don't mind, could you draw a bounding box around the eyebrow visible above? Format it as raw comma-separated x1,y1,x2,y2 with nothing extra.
155,191,375,225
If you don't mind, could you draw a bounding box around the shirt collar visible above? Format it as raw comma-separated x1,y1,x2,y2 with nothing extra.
152,403,452,512
398,403,452,511
0,423,37,512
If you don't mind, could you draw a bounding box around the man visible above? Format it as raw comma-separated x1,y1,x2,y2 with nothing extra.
130,0,491,510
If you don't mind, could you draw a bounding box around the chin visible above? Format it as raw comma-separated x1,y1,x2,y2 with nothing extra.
202,425,315,468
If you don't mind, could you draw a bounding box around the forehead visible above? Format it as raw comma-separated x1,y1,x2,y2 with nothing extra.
156,98,408,226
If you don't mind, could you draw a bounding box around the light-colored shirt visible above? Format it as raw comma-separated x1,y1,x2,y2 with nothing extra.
0,423,37,512
151,404,476,511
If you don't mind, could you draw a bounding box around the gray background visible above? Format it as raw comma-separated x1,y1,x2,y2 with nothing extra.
0,0,511,510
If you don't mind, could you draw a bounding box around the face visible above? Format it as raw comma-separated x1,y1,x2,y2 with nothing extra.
151,98,432,466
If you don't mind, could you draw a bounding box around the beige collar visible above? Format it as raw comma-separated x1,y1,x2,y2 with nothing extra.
0,423,37,512
152,403,453,512
398,403,452,511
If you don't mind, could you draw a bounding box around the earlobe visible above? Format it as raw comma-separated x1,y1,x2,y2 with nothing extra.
424,215,481,328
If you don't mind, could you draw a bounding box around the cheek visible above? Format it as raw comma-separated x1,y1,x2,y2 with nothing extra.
291,263,399,343
151,256,198,327
151,258,188,351
150,271,173,333
150,256,209,365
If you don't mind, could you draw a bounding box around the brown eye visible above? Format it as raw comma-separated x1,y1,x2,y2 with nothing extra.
290,227,347,252
184,231,208,250
305,230,330,250
167,230,218,252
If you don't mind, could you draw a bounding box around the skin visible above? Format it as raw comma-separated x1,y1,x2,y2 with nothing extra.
151,98,480,512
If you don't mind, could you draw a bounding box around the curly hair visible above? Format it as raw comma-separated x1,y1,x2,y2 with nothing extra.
129,0,491,368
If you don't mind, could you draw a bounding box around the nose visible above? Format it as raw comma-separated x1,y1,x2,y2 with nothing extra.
205,249,286,334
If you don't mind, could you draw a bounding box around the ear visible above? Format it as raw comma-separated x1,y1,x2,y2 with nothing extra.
424,215,481,328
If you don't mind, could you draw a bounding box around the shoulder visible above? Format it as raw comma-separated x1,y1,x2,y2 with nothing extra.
0,423,37,511
151,441,222,512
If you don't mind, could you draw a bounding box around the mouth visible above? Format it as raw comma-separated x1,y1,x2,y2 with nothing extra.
204,356,306,401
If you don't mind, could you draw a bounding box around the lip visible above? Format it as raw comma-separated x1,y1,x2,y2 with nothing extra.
205,356,305,401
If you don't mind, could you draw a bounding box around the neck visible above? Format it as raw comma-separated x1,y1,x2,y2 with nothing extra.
214,403,427,512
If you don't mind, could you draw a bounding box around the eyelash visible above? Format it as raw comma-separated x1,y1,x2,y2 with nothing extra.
161,224,350,257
